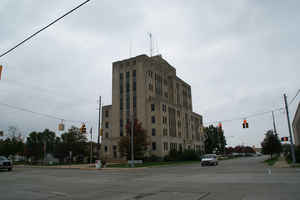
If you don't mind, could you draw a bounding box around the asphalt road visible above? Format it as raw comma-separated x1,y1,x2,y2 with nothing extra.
1,156,300,200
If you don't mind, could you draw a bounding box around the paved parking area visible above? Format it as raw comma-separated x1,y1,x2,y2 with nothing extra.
1,156,300,200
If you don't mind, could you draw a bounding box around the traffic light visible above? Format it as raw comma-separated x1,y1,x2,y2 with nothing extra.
0,65,3,80
218,122,222,130
80,124,86,134
242,120,249,128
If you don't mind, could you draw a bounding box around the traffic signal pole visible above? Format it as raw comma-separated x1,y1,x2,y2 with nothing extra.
272,111,277,135
130,114,135,168
97,96,101,161
283,94,296,164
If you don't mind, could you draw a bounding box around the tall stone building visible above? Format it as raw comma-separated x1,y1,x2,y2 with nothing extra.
292,102,300,146
101,54,205,159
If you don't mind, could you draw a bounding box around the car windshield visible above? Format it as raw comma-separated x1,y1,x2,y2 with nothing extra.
203,155,216,159
0,156,7,160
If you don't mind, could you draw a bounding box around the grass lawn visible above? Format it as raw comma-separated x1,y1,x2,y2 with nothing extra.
106,160,202,168
264,156,279,166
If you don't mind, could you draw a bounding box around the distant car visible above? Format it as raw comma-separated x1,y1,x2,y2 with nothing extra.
0,156,13,171
201,154,218,166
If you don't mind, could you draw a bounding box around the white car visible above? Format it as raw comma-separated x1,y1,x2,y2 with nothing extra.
0,156,13,171
201,154,218,166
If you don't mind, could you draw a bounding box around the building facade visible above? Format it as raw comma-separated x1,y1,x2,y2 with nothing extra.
292,102,300,146
101,54,205,159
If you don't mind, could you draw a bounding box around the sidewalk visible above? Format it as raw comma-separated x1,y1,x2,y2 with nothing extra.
273,156,290,168
15,164,147,170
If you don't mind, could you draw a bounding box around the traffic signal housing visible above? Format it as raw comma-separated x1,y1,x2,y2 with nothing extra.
242,120,249,128
80,124,86,134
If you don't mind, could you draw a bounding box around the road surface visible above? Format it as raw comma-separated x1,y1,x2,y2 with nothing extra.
1,156,300,200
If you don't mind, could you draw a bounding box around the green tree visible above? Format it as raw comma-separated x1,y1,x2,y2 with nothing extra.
261,130,282,158
204,125,226,154
118,120,149,160
26,129,57,160
0,126,25,157
57,126,88,162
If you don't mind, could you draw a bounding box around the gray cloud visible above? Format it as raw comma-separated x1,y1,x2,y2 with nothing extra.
0,0,299,147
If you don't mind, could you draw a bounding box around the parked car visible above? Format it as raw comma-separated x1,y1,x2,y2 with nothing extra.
0,156,13,171
201,154,218,166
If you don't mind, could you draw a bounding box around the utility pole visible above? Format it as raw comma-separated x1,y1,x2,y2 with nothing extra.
90,127,93,165
283,94,296,164
97,96,101,161
272,111,277,135
130,114,135,167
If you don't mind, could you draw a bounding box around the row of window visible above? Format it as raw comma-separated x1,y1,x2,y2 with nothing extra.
150,103,167,112
119,60,136,68
104,143,157,153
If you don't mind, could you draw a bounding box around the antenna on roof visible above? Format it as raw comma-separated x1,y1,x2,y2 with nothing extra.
129,40,132,58
148,32,153,57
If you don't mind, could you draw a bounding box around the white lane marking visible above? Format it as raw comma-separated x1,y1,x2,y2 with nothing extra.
267,168,272,175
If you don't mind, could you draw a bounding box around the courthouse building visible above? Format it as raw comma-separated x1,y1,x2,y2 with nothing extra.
101,54,205,159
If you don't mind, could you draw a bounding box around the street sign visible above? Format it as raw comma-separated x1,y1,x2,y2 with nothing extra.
128,160,143,164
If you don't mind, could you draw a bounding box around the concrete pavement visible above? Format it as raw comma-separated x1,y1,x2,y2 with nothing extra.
1,156,299,199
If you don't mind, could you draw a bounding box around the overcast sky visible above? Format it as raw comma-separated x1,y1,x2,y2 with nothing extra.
1,0,299,147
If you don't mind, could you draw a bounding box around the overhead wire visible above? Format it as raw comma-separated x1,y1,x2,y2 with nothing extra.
289,89,300,105
0,101,84,124
0,0,91,58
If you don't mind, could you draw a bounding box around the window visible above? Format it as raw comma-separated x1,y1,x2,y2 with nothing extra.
133,81,136,91
163,142,168,151
120,73,123,80
152,128,156,136
151,104,155,111
105,122,109,128
120,130,123,137
133,95,136,108
133,70,136,77
151,116,155,124
105,110,109,118
126,95,130,110
177,110,180,118
152,142,156,151
104,146,108,152
120,119,123,127
162,104,166,112
126,82,130,92
164,92,168,98
178,132,182,138
178,121,181,128
120,81,123,94
126,71,130,78
120,98,123,110
105,132,109,138
162,116,167,124
149,83,153,91
163,128,168,136
133,60,136,65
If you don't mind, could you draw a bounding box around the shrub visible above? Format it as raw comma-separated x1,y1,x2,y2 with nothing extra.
164,149,201,162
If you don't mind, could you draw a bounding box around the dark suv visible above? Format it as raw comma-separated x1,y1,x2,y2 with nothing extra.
0,156,13,171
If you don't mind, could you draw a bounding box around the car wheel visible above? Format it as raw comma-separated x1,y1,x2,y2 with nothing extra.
8,168,12,171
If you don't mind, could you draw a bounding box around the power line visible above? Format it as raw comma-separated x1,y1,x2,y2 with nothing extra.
205,107,284,125
0,101,83,123
289,89,300,105
205,89,300,125
0,0,91,58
